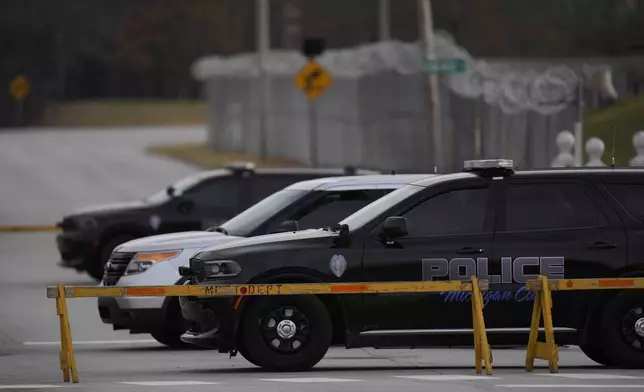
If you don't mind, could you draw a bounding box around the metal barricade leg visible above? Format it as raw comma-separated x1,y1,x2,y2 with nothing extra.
525,276,558,373
56,284,79,383
471,277,493,375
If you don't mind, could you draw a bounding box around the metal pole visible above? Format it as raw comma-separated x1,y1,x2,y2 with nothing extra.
573,77,584,167
419,0,443,171
256,0,270,158
16,100,23,127
308,98,318,167
378,0,391,41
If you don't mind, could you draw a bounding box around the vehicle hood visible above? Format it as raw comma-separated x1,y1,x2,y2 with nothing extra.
69,200,153,217
193,229,338,260
115,231,244,253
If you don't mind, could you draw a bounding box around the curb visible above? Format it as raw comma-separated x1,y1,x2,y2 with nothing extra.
0,225,60,232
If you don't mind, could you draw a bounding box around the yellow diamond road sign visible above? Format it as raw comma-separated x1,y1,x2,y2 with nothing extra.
10,76,30,101
293,60,333,100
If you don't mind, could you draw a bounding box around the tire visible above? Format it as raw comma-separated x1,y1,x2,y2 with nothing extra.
579,340,613,366
88,234,136,280
600,290,644,369
240,295,332,371
150,299,193,349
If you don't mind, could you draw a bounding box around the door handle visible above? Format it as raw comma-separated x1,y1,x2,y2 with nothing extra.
588,241,617,250
456,247,484,255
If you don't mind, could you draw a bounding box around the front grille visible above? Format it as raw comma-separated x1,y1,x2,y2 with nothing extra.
101,252,136,286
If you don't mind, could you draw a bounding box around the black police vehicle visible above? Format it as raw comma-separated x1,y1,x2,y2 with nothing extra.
56,163,376,280
179,159,644,371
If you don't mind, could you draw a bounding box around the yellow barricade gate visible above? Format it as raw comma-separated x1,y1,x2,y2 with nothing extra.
47,277,493,383
524,275,644,374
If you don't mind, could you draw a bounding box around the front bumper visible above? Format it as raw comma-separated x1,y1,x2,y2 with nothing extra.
56,231,97,270
98,297,164,333
179,295,236,351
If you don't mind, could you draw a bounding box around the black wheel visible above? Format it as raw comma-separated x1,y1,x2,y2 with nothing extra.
240,295,332,371
150,299,193,349
600,290,644,369
579,340,613,366
236,340,261,367
88,234,136,280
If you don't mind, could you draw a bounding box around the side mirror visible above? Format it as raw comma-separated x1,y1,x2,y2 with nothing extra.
382,216,408,239
272,220,299,233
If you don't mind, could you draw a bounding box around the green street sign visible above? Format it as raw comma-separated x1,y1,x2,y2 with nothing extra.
423,58,467,74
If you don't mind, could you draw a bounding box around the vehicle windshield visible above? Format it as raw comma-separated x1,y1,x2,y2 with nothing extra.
145,170,228,204
339,184,425,231
217,189,309,236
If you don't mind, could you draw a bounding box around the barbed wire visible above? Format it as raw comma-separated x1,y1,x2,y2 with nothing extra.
192,33,609,115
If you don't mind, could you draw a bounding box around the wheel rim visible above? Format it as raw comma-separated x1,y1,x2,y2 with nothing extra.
620,304,644,352
259,306,310,354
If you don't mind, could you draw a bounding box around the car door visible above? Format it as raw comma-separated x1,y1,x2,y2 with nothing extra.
488,176,627,332
360,177,497,333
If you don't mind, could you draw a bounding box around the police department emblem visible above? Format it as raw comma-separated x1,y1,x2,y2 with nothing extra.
330,254,347,278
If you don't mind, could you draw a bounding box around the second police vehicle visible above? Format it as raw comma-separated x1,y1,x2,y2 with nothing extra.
179,160,644,371
99,174,427,347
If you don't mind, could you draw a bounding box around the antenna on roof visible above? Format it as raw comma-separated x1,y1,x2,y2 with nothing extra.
610,126,617,169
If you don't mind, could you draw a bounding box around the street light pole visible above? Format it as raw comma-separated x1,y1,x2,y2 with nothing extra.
378,0,391,41
256,0,271,158
419,0,443,171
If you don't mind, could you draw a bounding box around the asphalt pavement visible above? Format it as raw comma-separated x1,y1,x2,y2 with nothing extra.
0,126,204,227
1,128,643,391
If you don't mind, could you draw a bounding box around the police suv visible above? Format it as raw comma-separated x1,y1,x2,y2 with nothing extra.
99,174,427,347
179,160,644,371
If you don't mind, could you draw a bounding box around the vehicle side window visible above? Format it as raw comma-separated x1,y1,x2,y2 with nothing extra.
401,188,489,237
184,178,241,208
503,182,598,232
603,183,644,223
293,190,389,230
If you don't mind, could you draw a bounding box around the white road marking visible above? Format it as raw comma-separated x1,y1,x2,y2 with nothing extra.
497,385,644,389
119,381,218,386
23,339,157,346
0,386,63,390
536,373,644,379
261,378,361,383
395,375,502,381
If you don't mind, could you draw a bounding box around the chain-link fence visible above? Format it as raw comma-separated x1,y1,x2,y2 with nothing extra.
193,37,644,173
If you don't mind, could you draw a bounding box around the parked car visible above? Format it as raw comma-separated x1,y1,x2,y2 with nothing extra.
179,160,644,370
56,162,377,279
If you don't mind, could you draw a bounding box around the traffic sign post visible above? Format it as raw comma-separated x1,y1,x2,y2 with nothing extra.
423,58,467,74
294,38,332,168
9,75,30,126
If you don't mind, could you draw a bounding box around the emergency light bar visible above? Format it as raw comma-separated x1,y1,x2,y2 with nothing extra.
463,159,514,177
225,162,256,172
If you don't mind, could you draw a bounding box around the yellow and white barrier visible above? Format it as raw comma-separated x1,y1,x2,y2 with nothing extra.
46,278,493,383
524,276,644,373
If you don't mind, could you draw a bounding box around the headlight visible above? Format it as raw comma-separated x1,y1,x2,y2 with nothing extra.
124,250,182,276
191,259,242,281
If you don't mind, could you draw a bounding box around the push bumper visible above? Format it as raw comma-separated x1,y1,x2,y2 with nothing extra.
56,231,96,270
98,297,164,334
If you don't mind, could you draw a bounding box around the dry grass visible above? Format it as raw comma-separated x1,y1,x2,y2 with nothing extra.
147,142,304,169
39,100,207,127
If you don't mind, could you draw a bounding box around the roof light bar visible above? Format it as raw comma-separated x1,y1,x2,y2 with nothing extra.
463,159,514,171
